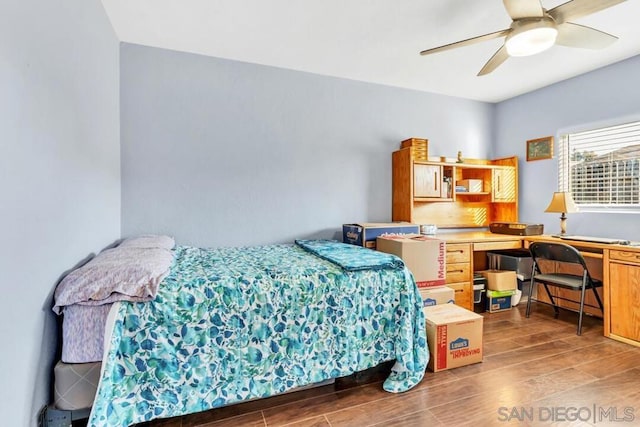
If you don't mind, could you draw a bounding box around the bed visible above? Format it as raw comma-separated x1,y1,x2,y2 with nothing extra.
52,237,428,427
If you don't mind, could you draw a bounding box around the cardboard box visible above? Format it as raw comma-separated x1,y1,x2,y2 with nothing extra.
419,286,455,308
424,304,483,372
486,289,517,313
376,234,446,288
457,179,483,193
478,270,517,291
342,222,419,249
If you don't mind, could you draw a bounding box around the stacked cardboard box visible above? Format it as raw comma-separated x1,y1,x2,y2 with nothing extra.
419,286,455,308
424,304,483,372
342,222,419,249
486,289,518,313
479,270,517,313
376,234,446,288
480,270,518,291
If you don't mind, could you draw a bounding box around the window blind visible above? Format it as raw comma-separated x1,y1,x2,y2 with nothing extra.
559,121,640,210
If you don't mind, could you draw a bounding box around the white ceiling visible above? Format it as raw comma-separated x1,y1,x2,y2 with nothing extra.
101,0,640,103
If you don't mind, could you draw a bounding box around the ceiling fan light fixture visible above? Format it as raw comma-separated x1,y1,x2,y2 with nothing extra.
419,0,624,75
505,18,558,57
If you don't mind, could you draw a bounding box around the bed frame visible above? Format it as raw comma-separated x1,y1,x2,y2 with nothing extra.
40,406,90,427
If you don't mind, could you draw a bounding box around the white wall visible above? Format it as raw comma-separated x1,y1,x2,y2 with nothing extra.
0,1,120,425
120,44,495,247
495,55,640,241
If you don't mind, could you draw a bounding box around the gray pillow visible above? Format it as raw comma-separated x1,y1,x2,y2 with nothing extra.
118,234,175,250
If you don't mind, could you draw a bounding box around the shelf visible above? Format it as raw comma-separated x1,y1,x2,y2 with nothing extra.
414,197,454,202
392,148,519,228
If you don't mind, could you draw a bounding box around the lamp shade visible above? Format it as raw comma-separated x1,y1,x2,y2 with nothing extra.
545,192,578,214
505,27,557,57
505,18,558,57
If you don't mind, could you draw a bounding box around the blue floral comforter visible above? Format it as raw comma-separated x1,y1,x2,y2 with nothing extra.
295,239,405,271
88,242,427,426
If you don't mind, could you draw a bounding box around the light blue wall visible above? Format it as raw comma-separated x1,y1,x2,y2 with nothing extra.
495,55,640,241
0,1,120,425
5,12,637,422
120,44,495,247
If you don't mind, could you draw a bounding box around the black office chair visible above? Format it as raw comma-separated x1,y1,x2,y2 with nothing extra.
526,242,604,335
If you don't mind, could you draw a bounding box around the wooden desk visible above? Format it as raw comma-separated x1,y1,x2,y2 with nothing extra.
438,232,523,311
525,235,640,347
439,232,640,347
439,231,522,250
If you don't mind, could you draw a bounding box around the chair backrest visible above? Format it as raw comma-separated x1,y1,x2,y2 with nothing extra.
529,242,590,275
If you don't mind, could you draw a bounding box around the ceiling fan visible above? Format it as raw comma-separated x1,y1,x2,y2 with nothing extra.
420,0,626,76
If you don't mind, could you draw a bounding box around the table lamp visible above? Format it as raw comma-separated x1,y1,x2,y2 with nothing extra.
544,191,578,235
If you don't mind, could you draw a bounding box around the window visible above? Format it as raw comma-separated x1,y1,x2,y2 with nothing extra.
558,121,640,212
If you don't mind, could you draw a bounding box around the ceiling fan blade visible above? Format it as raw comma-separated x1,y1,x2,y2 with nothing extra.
478,45,509,76
548,0,626,24
503,0,544,20
420,29,510,56
556,22,618,49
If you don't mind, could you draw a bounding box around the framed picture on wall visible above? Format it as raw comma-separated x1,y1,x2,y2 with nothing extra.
526,136,554,161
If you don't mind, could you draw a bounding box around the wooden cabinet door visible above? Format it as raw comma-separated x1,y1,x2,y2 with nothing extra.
493,167,516,202
610,261,640,341
414,164,442,198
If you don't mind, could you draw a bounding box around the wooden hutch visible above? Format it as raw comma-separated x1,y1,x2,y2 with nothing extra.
392,146,519,310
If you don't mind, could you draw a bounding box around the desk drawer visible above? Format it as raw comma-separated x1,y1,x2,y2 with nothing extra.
610,250,640,264
474,240,522,251
446,243,471,263
446,262,471,283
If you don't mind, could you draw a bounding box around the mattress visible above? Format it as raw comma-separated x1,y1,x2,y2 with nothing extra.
62,303,113,363
54,361,101,411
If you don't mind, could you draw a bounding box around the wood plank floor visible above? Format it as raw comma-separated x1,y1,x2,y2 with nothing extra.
93,303,640,426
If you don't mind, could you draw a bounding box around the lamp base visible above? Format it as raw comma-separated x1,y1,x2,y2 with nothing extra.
559,213,567,235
